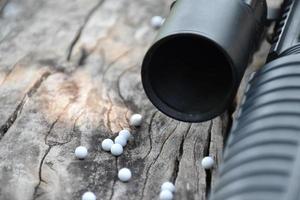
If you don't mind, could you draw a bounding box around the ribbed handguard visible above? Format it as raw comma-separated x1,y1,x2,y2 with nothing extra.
210,54,300,200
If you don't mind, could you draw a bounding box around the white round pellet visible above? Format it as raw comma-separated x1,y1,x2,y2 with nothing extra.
82,191,96,200
110,143,123,156
75,146,88,159
151,15,164,29
129,114,143,127
159,190,173,200
161,182,176,193
114,135,127,147
118,129,131,140
101,138,114,151
118,168,132,182
201,156,215,169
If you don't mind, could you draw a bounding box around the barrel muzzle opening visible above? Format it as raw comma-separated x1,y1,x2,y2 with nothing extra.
142,34,236,122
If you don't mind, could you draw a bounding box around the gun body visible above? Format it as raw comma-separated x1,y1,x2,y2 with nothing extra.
211,0,300,199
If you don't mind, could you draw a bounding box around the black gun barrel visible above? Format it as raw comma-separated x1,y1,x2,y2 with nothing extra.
142,0,267,122
210,0,300,199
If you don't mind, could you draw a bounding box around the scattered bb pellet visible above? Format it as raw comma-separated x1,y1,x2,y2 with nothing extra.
201,156,215,169
151,15,164,29
159,190,173,200
129,113,143,127
114,135,127,147
161,182,176,193
75,146,88,159
82,191,96,200
110,143,123,156
101,138,114,151
118,129,131,140
118,168,132,182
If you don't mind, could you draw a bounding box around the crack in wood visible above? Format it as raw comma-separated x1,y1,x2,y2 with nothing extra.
185,124,192,139
171,134,184,183
32,146,52,200
194,134,201,193
143,110,158,160
0,71,51,140
172,124,192,183
32,113,64,200
205,121,213,198
77,48,89,66
224,107,234,145
66,0,106,61
203,122,212,161
140,123,178,200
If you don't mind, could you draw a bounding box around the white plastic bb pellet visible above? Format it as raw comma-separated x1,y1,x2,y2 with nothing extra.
101,139,114,151
82,191,96,200
151,16,164,29
201,156,214,169
129,114,143,127
118,168,132,182
110,143,124,156
118,129,131,140
159,190,173,200
114,135,127,147
75,146,88,159
161,182,176,193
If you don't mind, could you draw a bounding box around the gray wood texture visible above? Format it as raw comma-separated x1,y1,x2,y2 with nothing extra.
0,0,281,199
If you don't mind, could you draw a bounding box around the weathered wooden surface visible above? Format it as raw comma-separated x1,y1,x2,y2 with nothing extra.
0,0,279,200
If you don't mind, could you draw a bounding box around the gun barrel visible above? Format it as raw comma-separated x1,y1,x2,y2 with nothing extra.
141,0,267,122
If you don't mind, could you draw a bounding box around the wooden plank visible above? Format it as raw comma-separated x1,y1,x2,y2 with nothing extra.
0,0,282,200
